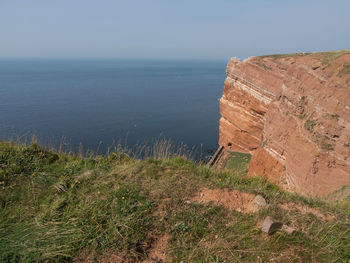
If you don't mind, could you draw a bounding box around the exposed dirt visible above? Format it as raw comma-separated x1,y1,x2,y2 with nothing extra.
279,202,336,221
192,188,257,213
98,253,125,263
75,250,95,263
192,188,336,222
75,237,169,263
143,234,169,263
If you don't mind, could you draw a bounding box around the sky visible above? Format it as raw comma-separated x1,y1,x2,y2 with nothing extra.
0,0,349,60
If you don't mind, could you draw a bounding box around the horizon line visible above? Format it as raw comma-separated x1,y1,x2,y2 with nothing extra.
0,56,232,62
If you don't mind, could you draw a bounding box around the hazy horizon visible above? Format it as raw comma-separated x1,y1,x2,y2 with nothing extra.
1,0,349,60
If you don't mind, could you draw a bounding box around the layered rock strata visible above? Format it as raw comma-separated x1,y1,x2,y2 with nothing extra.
219,51,350,197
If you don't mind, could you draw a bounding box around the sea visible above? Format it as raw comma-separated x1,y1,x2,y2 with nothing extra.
0,59,226,158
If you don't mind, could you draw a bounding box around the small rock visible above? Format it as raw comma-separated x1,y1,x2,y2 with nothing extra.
247,195,268,213
282,225,295,235
262,216,283,234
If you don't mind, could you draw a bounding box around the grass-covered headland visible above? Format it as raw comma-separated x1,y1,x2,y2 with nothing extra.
1,141,349,262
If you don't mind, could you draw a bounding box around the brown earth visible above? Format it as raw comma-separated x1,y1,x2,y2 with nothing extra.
218,51,350,198
192,188,256,213
279,202,336,221
75,235,169,263
192,188,336,221
142,234,169,263
191,188,270,214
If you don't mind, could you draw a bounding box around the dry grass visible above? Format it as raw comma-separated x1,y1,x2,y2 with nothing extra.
311,50,350,65
1,141,350,262
338,62,350,77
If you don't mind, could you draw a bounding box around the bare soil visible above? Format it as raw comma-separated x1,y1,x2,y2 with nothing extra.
279,202,336,221
191,188,256,213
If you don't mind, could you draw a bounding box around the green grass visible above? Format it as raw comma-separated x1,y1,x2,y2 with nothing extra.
304,119,316,132
1,141,350,262
311,50,350,65
314,133,335,152
259,52,311,59
338,62,350,77
224,151,251,175
258,50,350,66
254,62,272,71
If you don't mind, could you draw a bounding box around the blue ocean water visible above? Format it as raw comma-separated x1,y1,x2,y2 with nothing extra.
0,59,226,156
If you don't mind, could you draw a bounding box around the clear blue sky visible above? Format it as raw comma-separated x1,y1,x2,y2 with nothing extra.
1,0,349,60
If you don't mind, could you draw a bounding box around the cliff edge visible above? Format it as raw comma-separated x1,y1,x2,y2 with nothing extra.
219,50,350,197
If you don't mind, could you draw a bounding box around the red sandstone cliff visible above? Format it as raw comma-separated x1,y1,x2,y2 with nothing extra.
219,51,350,197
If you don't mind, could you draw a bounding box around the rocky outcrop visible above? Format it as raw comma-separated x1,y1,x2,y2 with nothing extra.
219,51,350,197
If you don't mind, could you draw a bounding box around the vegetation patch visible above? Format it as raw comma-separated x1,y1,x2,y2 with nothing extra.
314,133,335,152
258,50,350,66
224,151,251,175
261,139,270,148
304,119,316,132
1,141,349,262
311,50,350,65
255,62,272,70
259,52,311,59
338,62,350,77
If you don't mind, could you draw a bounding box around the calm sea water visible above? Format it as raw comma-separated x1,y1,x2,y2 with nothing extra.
0,59,226,156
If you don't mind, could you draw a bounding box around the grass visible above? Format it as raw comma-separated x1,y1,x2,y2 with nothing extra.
259,52,311,59
338,62,350,77
1,141,350,262
254,62,272,71
311,50,350,65
258,50,350,65
314,133,335,152
304,119,316,132
224,151,251,175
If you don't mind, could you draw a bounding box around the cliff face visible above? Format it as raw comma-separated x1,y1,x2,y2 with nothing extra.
219,51,350,197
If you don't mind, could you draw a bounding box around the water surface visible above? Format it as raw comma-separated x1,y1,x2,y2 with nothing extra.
0,59,226,156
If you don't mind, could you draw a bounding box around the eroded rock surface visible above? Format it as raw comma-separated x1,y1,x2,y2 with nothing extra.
219,51,350,197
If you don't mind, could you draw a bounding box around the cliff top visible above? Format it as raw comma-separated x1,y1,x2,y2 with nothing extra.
259,50,350,61
249,50,350,85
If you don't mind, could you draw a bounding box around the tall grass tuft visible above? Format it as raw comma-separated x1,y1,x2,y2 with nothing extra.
132,137,197,160
2,132,200,162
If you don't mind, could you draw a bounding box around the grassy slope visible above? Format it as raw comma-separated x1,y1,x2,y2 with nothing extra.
1,141,350,262
258,50,350,61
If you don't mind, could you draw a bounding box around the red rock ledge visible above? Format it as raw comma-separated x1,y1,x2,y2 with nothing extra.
219,51,350,197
